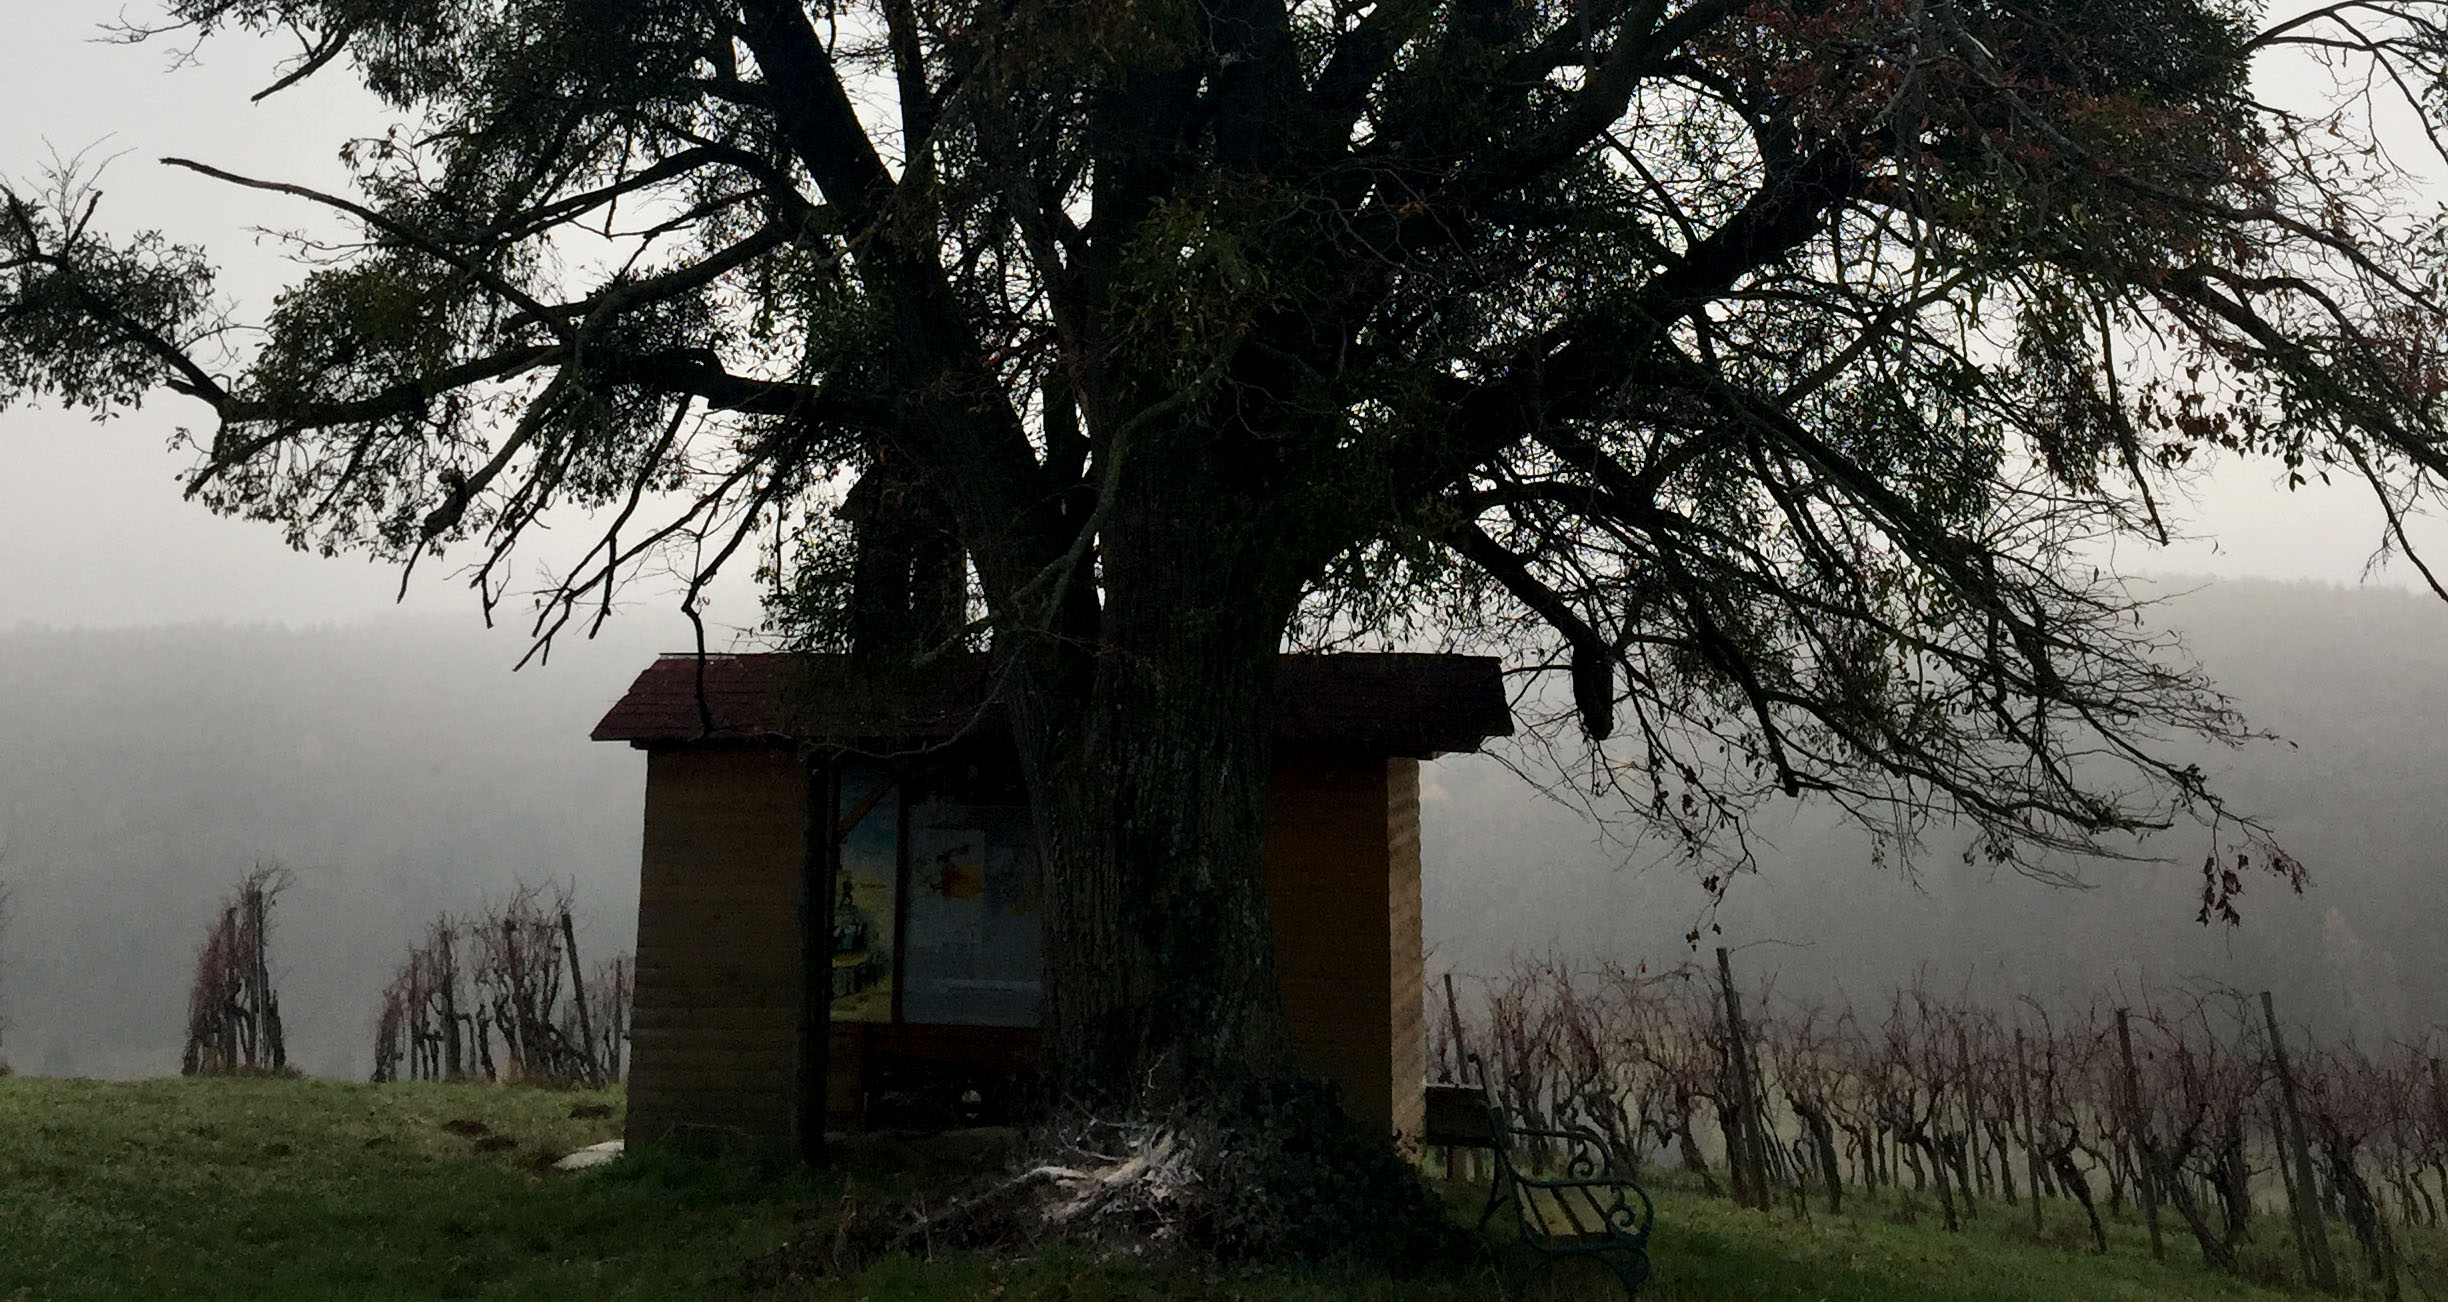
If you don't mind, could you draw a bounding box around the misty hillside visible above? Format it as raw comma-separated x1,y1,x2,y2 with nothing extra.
1424,578,2448,1042
1,577,2443,1079
0,618,669,1079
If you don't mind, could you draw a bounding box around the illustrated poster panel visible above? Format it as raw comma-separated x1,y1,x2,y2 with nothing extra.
902,802,1042,1027
830,762,898,1022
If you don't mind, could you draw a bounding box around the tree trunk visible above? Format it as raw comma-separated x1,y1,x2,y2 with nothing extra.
437,931,463,1081
1678,1105,1719,1195
1924,1135,1961,1231
2216,1130,2252,1249
1945,1131,1979,1220
2161,1152,2240,1275
2325,1135,2402,1300
1801,1105,1843,1214
1001,515,1300,1107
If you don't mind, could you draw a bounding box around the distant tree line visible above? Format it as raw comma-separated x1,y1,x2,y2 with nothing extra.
371,881,628,1088
1444,956,2448,1296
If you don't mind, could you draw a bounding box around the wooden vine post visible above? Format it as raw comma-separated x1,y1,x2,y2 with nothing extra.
1956,1023,1982,1218
1716,947,1770,1209
2263,991,2339,1292
1441,971,1474,1181
559,908,598,1085
2016,1028,2043,1238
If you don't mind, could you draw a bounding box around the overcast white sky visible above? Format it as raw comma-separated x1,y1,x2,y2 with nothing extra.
0,3,2436,642
0,4,757,659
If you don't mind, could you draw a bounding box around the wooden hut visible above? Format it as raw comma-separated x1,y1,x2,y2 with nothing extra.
591,652,1510,1156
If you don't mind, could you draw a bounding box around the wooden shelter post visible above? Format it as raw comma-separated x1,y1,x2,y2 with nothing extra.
796,750,838,1165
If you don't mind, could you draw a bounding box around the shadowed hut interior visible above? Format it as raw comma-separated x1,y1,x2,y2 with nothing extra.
592,652,1511,1156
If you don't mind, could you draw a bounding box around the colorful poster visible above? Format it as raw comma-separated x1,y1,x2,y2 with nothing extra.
902,802,1042,1027
830,763,898,1022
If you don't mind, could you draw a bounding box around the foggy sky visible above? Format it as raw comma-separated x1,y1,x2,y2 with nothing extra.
0,6,761,644
6,5,2448,1077
0,4,2438,637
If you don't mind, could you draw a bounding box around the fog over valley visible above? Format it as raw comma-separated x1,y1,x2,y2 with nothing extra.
2,576,2443,1079
0,619,662,1078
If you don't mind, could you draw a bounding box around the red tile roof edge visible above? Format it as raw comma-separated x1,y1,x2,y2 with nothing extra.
590,651,1512,756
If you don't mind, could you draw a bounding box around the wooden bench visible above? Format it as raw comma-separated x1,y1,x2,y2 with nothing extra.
1425,1063,1655,1298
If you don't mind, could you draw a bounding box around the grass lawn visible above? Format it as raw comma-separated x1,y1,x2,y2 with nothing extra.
0,1075,2410,1299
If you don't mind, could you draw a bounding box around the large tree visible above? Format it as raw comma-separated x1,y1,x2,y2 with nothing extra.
6,0,2447,1110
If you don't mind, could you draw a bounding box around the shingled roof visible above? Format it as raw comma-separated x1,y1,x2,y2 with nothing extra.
591,652,1512,757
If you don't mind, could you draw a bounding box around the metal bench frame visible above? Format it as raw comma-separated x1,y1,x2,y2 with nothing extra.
1461,1055,1655,1298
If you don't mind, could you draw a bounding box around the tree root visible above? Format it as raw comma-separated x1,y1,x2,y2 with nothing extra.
740,1122,1208,1288
741,1083,1463,1289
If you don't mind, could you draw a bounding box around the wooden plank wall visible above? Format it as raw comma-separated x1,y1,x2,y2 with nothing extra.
625,744,1428,1149
1264,751,1413,1136
628,745,805,1156
1385,757,1426,1141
